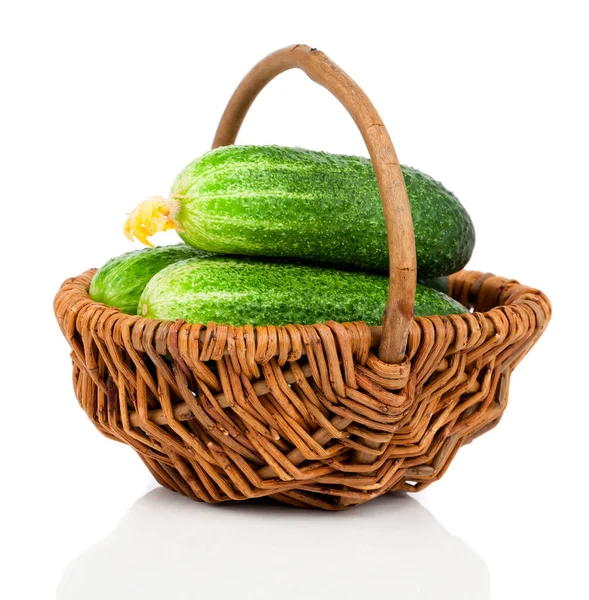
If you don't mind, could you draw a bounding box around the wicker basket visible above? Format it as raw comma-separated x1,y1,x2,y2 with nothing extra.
54,45,551,510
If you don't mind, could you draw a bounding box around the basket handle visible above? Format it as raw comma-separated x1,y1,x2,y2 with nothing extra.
212,44,416,364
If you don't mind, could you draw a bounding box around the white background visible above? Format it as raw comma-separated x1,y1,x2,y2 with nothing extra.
1,1,588,598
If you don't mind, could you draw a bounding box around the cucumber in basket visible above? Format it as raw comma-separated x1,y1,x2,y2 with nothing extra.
123,145,475,279
89,244,211,314
138,256,467,326
419,275,450,295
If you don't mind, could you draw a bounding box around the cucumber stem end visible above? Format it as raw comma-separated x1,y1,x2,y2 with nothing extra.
123,195,181,246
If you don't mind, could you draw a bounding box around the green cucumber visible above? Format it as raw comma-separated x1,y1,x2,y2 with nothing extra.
419,276,450,296
89,244,211,314
165,145,475,279
138,257,467,327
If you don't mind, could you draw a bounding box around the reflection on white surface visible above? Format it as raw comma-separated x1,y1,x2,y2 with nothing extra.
57,489,489,599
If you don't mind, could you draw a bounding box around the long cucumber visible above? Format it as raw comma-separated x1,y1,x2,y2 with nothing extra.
125,145,475,279
139,256,467,326
89,244,211,314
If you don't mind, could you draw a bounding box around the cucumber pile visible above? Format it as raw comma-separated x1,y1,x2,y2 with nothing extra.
90,145,475,325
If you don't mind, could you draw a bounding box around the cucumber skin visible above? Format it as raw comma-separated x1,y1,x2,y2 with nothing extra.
173,145,475,279
139,257,467,327
419,276,450,296
89,244,211,314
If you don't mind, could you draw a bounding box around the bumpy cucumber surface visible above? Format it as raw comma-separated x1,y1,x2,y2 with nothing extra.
172,145,475,278
139,257,467,327
89,244,211,314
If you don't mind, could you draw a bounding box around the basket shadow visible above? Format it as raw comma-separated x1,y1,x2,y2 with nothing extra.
57,490,489,599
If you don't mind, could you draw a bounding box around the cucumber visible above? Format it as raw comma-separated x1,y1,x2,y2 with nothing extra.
419,276,450,296
138,257,467,327
89,244,211,314
141,145,474,279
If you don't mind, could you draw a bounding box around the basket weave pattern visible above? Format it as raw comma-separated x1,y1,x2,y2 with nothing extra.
54,269,550,509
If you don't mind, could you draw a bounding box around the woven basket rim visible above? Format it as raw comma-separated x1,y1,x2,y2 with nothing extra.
54,267,551,358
